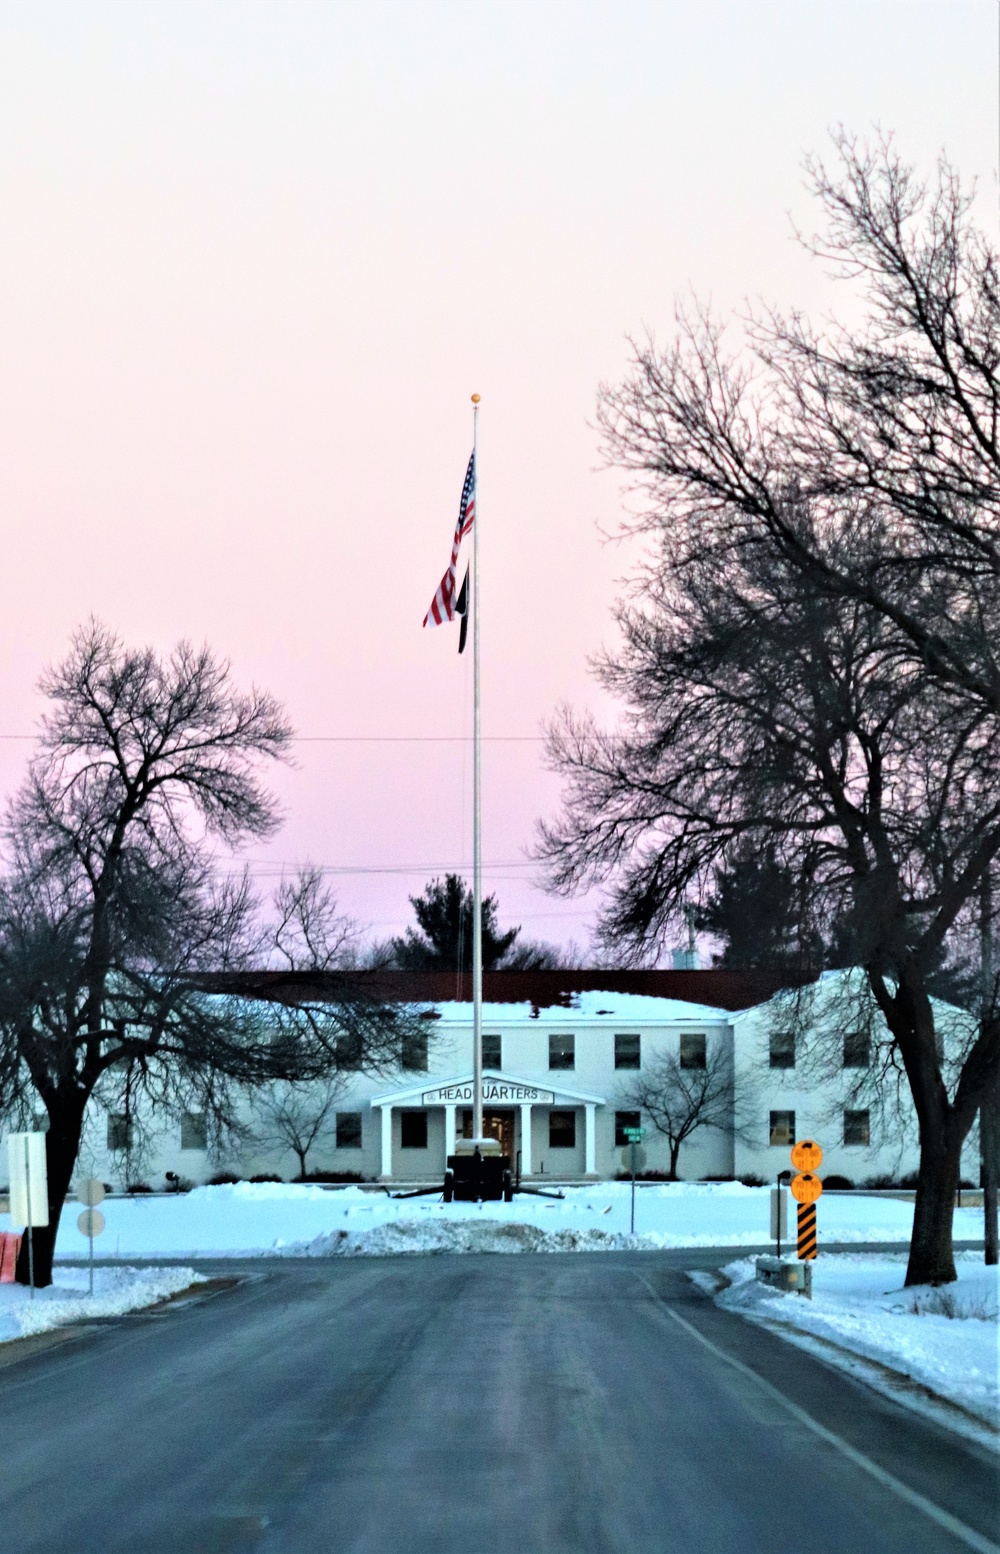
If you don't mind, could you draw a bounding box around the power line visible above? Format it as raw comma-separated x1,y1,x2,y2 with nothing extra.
0,733,548,744
228,859,536,877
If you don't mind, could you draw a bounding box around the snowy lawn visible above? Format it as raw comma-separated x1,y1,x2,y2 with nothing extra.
707,1253,999,1442
0,1180,985,1260
0,1265,205,1345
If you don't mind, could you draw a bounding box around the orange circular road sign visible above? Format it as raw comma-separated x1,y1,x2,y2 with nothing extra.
790,1138,823,1172
790,1172,823,1205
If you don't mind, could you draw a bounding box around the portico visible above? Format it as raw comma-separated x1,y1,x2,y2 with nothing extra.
371,1071,604,1180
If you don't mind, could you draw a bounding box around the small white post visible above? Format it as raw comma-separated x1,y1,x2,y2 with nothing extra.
444,1104,457,1160
519,1104,533,1176
584,1104,597,1176
379,1106,393,1180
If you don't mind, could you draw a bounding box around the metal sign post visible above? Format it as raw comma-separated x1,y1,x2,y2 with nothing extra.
789,1140,823,1274
771,1179,790,1258
622,1128,646,1234
77,1179,106,1295
8,1133,49,1300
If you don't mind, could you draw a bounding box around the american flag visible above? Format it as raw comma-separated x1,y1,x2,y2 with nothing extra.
423,452,476,628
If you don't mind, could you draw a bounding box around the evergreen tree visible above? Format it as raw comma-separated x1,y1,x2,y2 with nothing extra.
392,875,520,972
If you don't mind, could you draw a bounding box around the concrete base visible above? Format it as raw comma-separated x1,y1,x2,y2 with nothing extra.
755,1256,812,1298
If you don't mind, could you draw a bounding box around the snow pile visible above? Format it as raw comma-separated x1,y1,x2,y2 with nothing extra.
0,1179,986,1260
0,1264,204,1345
713,1253,999,1438
297,1221,649,1256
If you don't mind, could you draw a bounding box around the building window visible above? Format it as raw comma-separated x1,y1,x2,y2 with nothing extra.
336,1032,363,1071
680,1032,707,1069
107,1114,132,1152
401,1031,428,1072
549,1033,575,1071
843,1030,870,1068
844,1109,870,1147
769,1030,796,1069
549,1110,576,1148
180,1112,207,1151
614,1033,641,1069
400,1111,428,1149
615,1111,641,1146
769,1110,795,1147
336,1112,363,1149
482,1032,502,1069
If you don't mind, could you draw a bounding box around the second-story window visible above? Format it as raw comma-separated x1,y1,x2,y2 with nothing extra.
769,1030,796,1069
843,1030,871,1068
549,1032,575,1071
482,1032,502,1069
614,1033,641,1069
401,1031,428,1072
679,1032,706,1069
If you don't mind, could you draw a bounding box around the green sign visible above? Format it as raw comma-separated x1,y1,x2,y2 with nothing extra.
624,1127,645,1142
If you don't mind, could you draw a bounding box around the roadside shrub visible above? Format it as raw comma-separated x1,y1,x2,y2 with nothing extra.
125,1181,153,1194
703,1174,735,1182
862,1173,898,1189
294,1169,365,1184
249,1173,284,1183
207,1171,242,1186
739,1173,766,1187
823,1175,854,1190
898,1170,920,1189
613,1169,678,1182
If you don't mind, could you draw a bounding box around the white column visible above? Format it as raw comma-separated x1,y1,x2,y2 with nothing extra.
584,1104,597,1176
444,1104,456,1160
379,1106,393,1179
519,1104,532,1176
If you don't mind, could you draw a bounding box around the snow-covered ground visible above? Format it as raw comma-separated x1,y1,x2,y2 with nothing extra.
0,1180,985,1260
704,1253,999,1446
0,1265,205,1345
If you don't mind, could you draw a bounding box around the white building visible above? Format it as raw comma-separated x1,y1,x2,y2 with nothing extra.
70,969,981,1189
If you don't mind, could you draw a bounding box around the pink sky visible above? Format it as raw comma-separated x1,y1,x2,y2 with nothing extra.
0,2,996,955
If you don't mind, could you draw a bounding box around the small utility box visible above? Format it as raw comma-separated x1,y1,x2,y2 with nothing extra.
755,1255,812,1298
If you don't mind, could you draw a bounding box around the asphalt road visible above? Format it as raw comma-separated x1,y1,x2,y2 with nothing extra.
0,1251,996,1554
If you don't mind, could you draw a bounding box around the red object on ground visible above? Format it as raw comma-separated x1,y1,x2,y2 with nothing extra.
0,1231,22,1283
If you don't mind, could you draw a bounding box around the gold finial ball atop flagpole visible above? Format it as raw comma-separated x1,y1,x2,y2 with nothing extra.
471,393,481,403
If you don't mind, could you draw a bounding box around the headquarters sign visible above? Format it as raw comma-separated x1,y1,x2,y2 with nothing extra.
421,1081,555,1106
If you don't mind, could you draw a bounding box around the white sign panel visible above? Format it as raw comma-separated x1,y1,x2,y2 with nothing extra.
8,1132,49,1228
421,1081,556,1106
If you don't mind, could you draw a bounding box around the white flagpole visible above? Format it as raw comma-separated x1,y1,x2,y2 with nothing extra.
471,393,483,1142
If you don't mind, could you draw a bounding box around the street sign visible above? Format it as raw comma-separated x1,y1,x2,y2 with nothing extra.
790,1171,823,1205
797,1202,818,1260
770,1186,788,1243
623,1127,645,1142
620,1145,647,1171
7,1132,48,1301
8,1133,48,1229
77,1200,106,1297
790,1139,823,1172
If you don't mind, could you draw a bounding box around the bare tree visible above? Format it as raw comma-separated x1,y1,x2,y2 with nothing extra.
541,473,1000,1287
0,623,412,1286
250,1080,344,1179
617,1045,740,1179
272,866,362,972
540,133,1000,1287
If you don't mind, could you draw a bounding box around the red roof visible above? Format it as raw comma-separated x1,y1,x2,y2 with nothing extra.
199,967,817,1013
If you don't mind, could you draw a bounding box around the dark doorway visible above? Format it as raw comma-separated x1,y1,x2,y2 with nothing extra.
460,1108,515,1159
